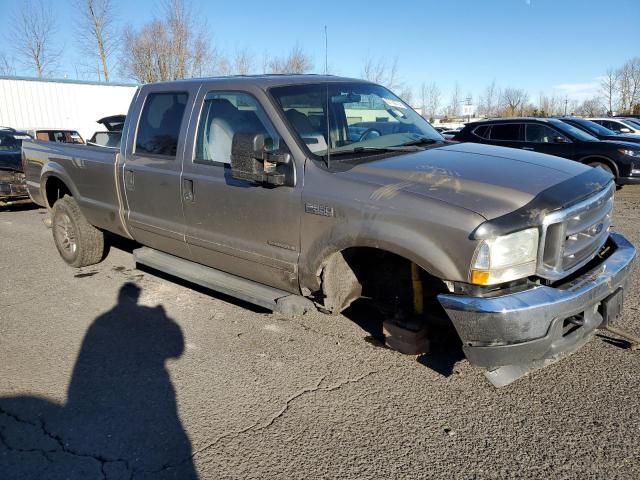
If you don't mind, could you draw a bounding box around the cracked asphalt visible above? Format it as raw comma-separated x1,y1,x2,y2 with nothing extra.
1,187,640,479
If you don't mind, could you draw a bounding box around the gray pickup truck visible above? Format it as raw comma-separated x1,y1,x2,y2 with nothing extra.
23,75,636,385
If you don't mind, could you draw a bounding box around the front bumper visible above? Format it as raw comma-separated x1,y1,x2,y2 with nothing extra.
438,232,636,370
0,180,31,206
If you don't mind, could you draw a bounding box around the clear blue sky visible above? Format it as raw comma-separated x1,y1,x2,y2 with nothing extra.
2,0,638,104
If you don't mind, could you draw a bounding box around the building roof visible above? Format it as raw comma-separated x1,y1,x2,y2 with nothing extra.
0,75,138,88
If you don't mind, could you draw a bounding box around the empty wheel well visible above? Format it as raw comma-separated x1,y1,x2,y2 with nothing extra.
45,177,72,208
319,247,449,318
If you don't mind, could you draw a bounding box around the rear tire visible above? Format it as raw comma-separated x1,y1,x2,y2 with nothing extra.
51,195,105,267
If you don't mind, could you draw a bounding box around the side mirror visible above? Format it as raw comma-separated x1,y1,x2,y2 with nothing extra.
553,136,569,143
230,133,292,186
620,127,633,134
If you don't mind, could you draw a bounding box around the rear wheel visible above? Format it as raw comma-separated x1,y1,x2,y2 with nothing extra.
51,195,105,267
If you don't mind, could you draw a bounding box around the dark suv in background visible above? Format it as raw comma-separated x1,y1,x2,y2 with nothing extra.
452,118,640,185
0,127,32,207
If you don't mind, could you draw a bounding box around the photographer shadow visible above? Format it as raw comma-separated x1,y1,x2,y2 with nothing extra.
0,283,197,479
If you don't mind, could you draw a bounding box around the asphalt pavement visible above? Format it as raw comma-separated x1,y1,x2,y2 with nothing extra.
1,188,640,479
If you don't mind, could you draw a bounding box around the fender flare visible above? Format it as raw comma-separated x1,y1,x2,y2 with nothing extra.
40,162,81,208
300,222,463,294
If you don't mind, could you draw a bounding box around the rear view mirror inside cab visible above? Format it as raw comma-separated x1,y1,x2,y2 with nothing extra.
331,93,361,104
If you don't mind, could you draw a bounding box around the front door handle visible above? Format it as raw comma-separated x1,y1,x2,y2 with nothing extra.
182,178,194,202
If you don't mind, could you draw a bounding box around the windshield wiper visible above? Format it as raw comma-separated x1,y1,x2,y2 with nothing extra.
396,137,440,147
325,145,423,158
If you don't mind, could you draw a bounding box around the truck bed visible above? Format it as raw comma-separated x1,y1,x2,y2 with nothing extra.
22,139,125,234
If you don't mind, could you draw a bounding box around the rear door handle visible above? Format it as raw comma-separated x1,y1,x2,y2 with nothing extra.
182,178,194,202
125,169,135,190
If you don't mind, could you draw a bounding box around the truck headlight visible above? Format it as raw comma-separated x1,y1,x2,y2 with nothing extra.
470,228,539,285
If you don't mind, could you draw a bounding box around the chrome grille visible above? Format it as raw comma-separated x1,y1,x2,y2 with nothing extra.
538,184,614,280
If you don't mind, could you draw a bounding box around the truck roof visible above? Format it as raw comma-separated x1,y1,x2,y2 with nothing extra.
146,74,368,89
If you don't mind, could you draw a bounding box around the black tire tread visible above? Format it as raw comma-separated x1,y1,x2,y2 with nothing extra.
52,195,105,268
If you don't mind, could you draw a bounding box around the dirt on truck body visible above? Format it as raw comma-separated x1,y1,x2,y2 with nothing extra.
22,75,636,386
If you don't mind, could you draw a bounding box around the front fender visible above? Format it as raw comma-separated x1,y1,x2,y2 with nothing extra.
299,216,477,293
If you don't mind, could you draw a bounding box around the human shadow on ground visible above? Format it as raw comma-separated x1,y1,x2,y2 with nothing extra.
0,283,197,479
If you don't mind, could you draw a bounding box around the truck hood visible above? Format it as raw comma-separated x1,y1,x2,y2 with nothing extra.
339,142,590,220
0,151,22,172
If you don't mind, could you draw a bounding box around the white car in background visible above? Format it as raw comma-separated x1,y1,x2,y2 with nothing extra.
588,118,640,135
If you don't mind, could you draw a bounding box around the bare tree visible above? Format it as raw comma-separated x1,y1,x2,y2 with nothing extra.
600,68,619,114
397,86,413,105
266,44,313,74
233,48,254,75
75,0,117,81
362,56,400,90
422,82,441,121
575,97,603,117
12,0,57,77
617,58,640,114
0,53,15,76
478,80,499,117
447,82,461,117
121,0,214,82
501,88,528,116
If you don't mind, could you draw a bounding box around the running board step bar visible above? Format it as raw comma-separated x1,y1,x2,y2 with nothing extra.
133,247,315,316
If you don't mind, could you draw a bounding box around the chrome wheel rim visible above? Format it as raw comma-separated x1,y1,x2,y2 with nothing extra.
54,213,77,256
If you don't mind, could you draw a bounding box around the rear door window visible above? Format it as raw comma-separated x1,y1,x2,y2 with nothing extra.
135,92,188,157
525,124,566,143
489,123,522,141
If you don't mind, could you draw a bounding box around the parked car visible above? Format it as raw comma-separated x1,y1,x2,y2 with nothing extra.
618,117,640,130
24,128,85,144
558,117,640,145
441,129,461,140
452,118,640,185
88,115,125,148
0,127,32,207
23,76,635,386
588,118,640,135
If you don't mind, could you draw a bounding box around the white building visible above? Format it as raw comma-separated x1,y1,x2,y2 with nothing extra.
0,76,138,140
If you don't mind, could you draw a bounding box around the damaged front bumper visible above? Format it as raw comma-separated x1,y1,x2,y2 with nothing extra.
438,232,636,382
0,172,31,206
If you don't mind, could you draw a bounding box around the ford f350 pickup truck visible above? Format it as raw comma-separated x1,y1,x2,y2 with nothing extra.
23,76,636,386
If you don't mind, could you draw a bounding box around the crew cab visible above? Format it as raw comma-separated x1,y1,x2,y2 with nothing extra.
22,76,636,386
452,118,640,185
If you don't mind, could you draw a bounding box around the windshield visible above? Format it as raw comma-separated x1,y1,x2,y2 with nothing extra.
566,118,615,136
270,82,443,159
552,120,599,142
